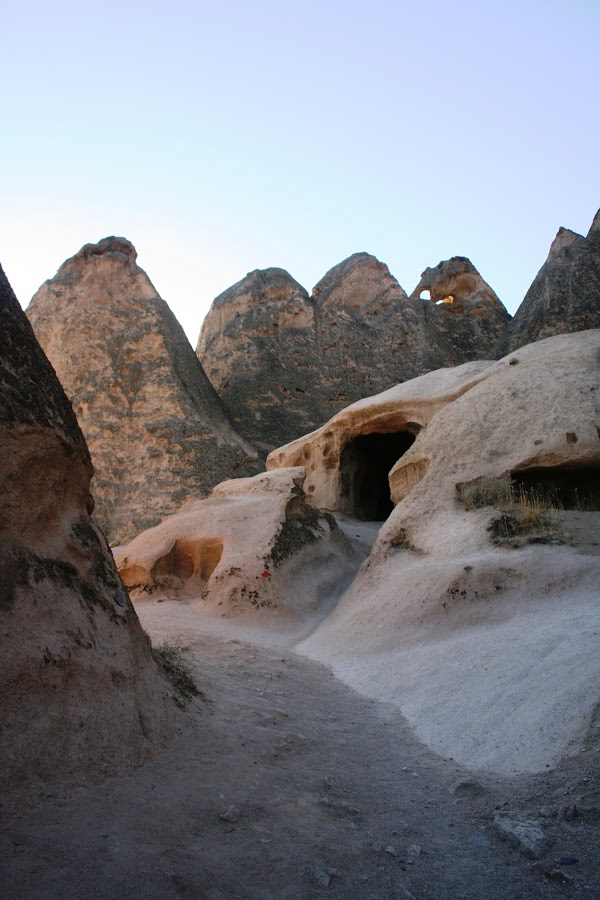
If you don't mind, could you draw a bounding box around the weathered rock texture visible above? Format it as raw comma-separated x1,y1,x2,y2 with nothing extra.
197,253,510,453
115,468,357,626
267,361,494,518
500,209,600,353
27,238,260,544
289,331,600,773
0,264,174,816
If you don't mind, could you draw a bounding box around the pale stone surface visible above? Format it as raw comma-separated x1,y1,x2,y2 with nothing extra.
115,468,358,627
499,209,600,353
266,361,494,516
27,237,259,544
197,253,510,452
493,812,551,859
0,263,174,816
286,331,600,773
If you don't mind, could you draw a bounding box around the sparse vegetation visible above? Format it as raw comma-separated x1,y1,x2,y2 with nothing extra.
457,475,562,545
458,476,514,511
153,641,200,705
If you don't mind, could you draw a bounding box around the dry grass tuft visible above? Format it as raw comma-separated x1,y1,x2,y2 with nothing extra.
457,476,560,543
153,641,200,705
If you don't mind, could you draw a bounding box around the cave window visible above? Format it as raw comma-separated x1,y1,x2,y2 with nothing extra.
340,430,418,521
419,290,431,300
512,468,600,510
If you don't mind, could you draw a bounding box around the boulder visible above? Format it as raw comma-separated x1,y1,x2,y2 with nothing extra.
197,253,510,452
115,468,358,626
27,237,260,544
0,263,174,816
500,209,600,353
270,331,600,774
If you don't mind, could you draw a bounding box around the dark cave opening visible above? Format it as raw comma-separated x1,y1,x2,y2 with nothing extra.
512,467,600,510
340,430,418,521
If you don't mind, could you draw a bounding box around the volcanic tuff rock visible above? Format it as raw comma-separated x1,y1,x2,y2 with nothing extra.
197,252,510,453
0,263,174,816
115,467,357,622
499,209,600,354
283,330,600,773
267,360,494,518
27,238,259,544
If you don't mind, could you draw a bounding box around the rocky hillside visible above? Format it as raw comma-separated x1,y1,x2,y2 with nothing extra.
197,252,510,452
27,238,260,544
0,262,175,815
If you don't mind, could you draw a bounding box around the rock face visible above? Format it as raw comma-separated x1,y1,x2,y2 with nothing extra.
269,331,600,774
0,263,174,816
500,209,600,353
27,238,259,544
115,468,358,624
197,253,510,453
267,361,494,519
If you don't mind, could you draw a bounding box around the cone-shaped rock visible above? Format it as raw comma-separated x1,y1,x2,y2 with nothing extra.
27,238,260,543
197,267,319,454
198,253,510,452
500,210,600,353
0,263,174,815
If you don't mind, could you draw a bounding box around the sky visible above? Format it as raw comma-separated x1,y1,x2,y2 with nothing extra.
1,0,598,345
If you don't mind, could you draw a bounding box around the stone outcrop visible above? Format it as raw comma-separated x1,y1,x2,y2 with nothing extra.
197,253,510,452
285,330,600,774
0,263,174,816
267,361,494,519
115,468,357,622
27,238,260,544
500,209,600,353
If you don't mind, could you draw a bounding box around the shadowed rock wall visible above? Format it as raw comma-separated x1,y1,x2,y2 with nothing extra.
0,263,174,816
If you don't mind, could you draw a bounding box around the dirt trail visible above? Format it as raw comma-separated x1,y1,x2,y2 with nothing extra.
1,618,599,899
2,520,599,898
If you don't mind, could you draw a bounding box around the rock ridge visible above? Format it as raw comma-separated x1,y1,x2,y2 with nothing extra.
198,252,510,452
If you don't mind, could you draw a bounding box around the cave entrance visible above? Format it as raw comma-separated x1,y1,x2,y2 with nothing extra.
512,467,600,510
340,430,418,521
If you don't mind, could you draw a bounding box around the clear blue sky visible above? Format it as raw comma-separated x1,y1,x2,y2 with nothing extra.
1,0,598,344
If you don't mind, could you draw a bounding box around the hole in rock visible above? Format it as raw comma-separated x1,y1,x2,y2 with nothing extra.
512,467,600,510
151,539,224,590
340,430,419,521
419,290,431,300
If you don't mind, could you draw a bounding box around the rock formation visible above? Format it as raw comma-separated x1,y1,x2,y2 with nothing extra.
267,360,494,519
197,253,510,452
0,263,174,816
115,468,358,624
275,330,600,773
27,238,260,544
499,209,600,353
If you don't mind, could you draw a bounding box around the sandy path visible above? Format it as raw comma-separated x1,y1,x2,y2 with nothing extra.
1,619,599,899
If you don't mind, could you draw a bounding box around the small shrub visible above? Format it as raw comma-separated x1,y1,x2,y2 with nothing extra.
153,641,199,705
